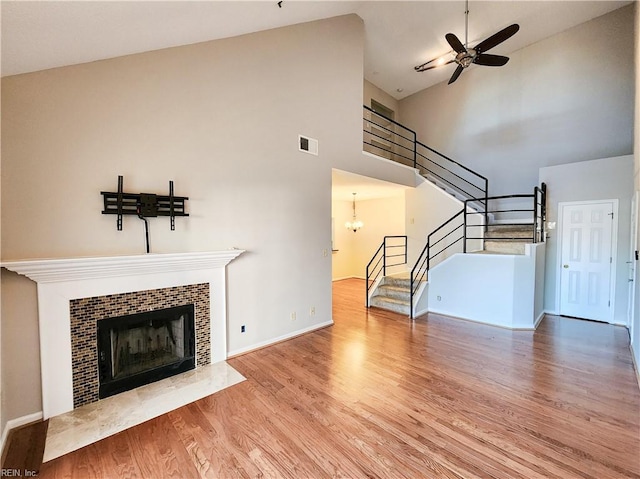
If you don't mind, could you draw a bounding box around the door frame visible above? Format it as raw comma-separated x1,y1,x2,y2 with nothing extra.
628,192,638,334
556,199,619,324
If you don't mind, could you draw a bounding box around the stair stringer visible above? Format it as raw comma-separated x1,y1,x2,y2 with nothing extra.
412,280,429,318
367,274,384,306
426,242,546,329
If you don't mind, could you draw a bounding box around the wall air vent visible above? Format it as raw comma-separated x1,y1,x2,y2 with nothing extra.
299,135,318,156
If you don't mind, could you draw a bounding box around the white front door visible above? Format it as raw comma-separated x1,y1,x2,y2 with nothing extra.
559,201,616,322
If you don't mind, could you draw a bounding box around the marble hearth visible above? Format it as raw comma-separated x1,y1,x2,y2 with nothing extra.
2,250,244,419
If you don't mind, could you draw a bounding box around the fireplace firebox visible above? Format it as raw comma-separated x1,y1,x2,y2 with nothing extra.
97,304,195,399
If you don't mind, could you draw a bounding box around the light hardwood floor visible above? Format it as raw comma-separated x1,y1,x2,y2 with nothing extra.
38,278,640,478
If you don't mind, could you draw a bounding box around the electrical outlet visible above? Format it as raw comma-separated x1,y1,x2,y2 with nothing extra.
291,312,296,321
323,249,328,257
241,325,246,333
310,306,315,316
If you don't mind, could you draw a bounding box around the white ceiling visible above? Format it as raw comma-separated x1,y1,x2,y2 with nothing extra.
332,169,409,202
1,1,631,99
1,0,631,200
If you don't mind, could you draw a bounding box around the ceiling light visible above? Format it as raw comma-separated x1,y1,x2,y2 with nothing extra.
345,193,363,233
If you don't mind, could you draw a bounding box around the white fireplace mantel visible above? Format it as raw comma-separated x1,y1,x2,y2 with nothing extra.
1,250,245,419
2,250,245,283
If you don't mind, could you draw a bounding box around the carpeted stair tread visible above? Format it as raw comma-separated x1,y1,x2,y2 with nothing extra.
375,285,410,301
370,296,411,315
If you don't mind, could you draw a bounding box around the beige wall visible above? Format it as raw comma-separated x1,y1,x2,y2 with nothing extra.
364,80,399,122
331,199,357,280
332,194,406,281
1,15,364,426
405,178,465,269
0,272,41,428
354,195,406,279
399,5,634,197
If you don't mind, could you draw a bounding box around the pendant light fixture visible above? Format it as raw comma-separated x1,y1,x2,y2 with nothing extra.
345,192,363,233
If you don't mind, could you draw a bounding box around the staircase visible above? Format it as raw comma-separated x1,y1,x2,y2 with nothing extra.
369,273,413,315
479,224,536,255
363,105,546,319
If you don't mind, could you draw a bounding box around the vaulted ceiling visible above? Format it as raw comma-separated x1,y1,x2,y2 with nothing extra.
1,1,631,99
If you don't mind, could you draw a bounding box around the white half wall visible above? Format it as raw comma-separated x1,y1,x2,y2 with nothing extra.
405,176,464,268
428,244,545,329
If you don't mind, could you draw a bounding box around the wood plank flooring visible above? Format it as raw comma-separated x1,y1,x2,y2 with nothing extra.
28,279,640,477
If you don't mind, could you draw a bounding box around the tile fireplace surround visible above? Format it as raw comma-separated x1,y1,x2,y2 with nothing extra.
1,250,244,420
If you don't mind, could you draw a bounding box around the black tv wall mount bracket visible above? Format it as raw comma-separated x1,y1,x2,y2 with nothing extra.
101,175,189,253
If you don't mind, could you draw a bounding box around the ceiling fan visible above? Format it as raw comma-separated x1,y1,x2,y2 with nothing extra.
415,0,519,85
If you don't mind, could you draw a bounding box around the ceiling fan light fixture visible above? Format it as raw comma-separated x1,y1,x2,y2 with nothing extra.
415,0,519,84
456,49,476,68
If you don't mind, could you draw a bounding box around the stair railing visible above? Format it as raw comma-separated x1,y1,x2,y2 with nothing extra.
463,183,548,252
535,182,547,243
362,105,547,319
363,106,417,168
363,105,489,225
410,209,465,318
366,235,408,307
415,141,488,224
407,183,546,318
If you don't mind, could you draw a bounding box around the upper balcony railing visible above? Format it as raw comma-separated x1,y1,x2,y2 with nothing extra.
363,105,488,219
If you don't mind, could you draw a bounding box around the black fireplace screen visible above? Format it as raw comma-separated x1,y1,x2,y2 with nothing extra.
97,304,195,399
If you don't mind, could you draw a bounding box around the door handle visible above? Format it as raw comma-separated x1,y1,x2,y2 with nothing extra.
563,264,569,268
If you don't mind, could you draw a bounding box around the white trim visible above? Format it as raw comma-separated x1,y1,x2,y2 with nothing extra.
362,150,418,173
534,311,545,329
332,276,357,282
0,250,244,283
228,320,333,357
631,342,640,390
556,200,618,324
413,306,429,318
427,310,539,331
0,411,43,457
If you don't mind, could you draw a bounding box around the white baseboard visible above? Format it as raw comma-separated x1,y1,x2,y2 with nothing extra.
227,320,334,358
631,343,640,391
0,411,43,459
413,307,429,318
428,308,537,331
534,311,545,329
332,276,358,282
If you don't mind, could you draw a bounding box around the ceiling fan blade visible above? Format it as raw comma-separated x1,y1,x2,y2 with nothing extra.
445,33,466,54
474,24,520,53
448,65,464,84
415,59,455,72
474,54,509,67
